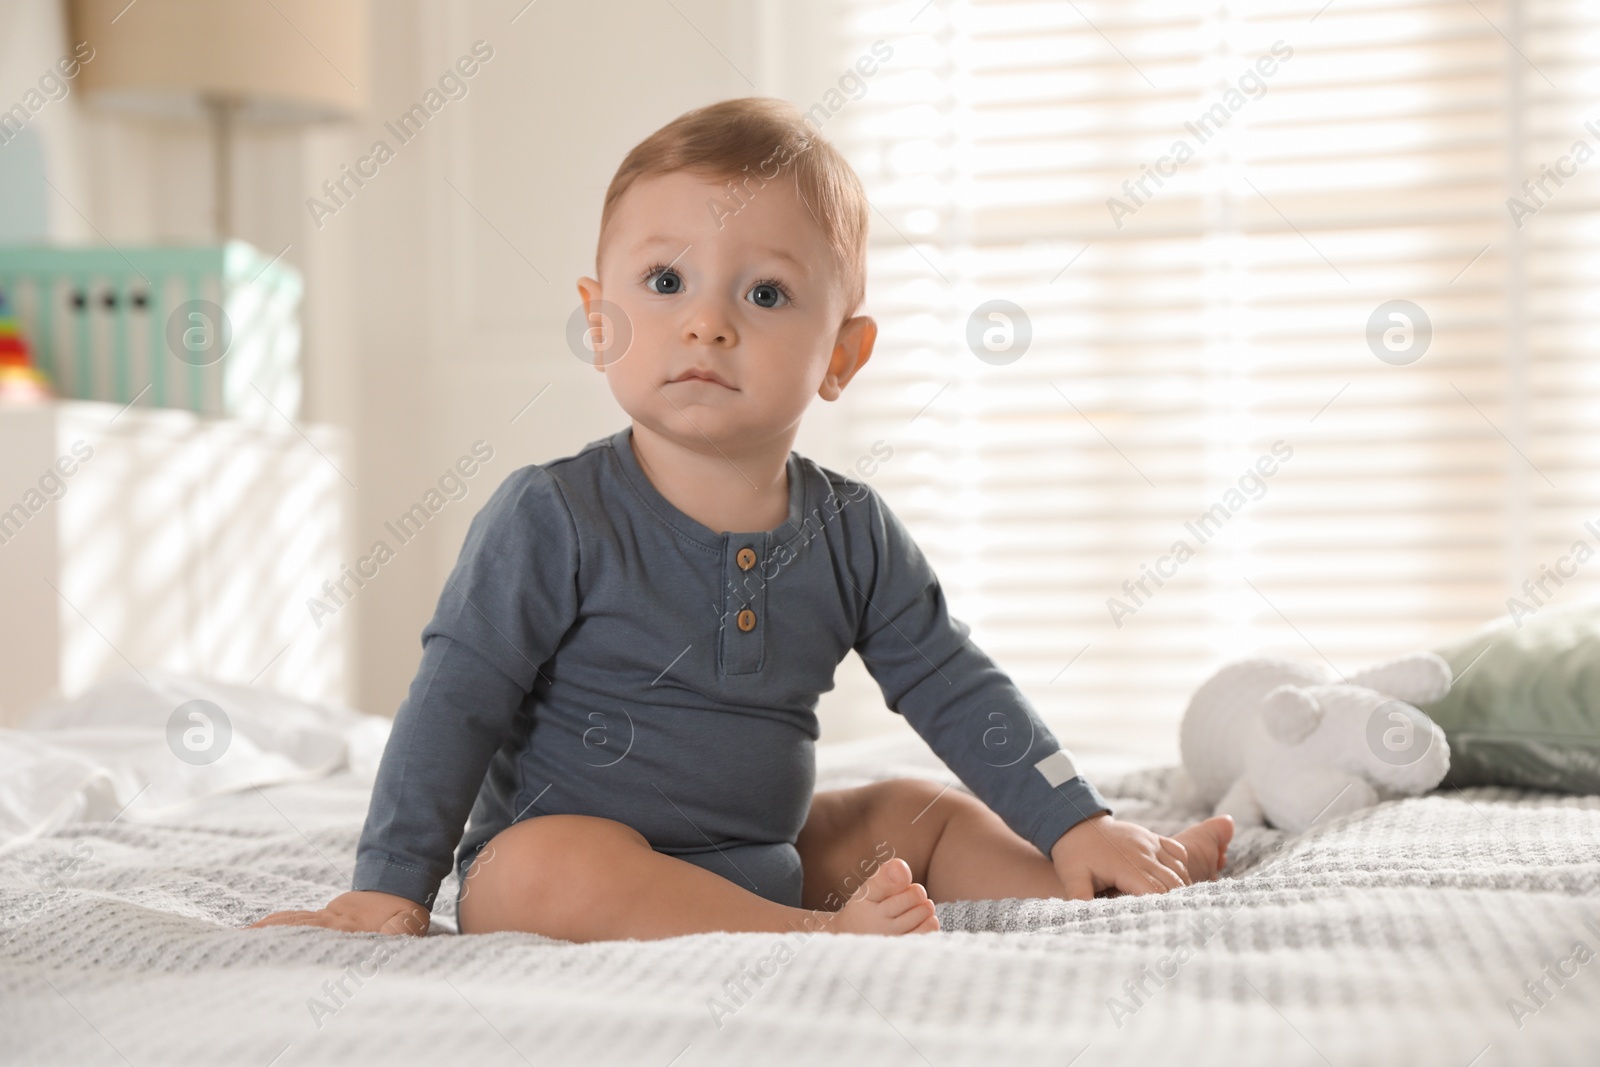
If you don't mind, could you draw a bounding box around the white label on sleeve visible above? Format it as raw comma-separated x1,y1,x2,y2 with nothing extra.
1034,749,1080,788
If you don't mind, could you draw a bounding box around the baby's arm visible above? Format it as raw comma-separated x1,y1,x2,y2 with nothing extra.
850,486,1192,894
248,467,581,933
348,637,537,907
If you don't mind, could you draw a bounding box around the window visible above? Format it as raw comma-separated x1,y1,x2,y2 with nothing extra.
825,0,1600,739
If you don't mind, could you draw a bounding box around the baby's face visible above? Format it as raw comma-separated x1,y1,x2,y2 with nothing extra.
581,168,869,452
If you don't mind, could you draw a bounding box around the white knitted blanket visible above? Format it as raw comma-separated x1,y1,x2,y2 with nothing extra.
2,753,1598,1066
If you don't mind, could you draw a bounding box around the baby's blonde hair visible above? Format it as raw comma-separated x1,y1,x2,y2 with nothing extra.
596,97,869,323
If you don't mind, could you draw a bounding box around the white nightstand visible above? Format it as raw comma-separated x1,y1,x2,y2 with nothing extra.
0,399,349,726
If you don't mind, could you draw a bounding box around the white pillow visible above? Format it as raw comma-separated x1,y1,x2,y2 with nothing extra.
0,670,391,852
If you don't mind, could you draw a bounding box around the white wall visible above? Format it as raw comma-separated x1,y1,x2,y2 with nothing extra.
7,0,903,741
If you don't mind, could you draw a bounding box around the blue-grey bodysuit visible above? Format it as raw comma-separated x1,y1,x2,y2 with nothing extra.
351,425,1112,914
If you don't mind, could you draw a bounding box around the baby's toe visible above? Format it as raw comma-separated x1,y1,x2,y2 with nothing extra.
859,857,914,902
889,897,937,933
882,883,931,919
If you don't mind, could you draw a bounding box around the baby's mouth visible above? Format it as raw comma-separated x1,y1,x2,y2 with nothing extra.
667,369,737,389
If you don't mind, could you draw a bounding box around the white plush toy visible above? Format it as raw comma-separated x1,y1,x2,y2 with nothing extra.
1177,653,1454,833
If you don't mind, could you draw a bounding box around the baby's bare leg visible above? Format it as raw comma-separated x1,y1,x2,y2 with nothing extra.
457,814,935,942
798,780,1231,904
799,779,1070,903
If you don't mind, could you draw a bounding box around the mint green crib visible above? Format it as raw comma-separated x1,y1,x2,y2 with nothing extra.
0,242,302,421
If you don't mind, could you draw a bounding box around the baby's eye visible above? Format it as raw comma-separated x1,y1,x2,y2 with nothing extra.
645,267,683,295
747,281,789,309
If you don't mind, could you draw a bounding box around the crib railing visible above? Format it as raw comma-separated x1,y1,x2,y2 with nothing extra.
0,242,302,422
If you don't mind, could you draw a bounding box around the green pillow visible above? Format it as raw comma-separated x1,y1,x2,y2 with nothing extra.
1423,601,1600,793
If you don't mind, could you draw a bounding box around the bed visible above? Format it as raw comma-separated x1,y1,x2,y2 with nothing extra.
2,673,1597,1066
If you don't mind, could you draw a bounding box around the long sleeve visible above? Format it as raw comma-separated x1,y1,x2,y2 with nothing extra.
851,486,1112,857
351,466,581,908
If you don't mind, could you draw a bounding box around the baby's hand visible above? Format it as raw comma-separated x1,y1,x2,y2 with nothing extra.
246,890,431,936
1049,813,1193,898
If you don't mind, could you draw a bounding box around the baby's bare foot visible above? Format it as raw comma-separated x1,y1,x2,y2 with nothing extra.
1172,815,1234,882
822,858,939,936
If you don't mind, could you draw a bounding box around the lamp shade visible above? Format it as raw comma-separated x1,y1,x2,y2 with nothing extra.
67,0,367,122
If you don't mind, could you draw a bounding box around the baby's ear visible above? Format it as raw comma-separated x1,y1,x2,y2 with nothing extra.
576,275,602,307
575,277,615,373
1261,685,1323,744
819,315,877,401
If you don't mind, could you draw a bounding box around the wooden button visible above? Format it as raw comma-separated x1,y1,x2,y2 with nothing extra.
737,608,757,632
737,547,757,570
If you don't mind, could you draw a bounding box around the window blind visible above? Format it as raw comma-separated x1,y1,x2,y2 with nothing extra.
822,0,1600,740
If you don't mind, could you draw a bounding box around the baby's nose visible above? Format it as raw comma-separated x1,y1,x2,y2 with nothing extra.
683,302,737,345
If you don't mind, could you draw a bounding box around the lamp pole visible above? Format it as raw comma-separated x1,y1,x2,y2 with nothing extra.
203,93,240,240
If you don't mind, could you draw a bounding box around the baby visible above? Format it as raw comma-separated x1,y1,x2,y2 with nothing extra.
250,97,1232,943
